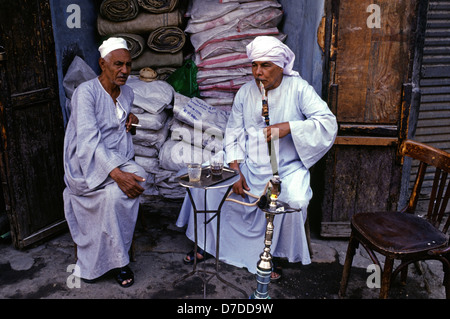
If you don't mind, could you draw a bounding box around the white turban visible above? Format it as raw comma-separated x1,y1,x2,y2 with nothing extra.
98,37,129,58
246,36,299,77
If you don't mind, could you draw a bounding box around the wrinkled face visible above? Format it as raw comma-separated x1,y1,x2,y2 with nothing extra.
99,49,132,86
252,61,284,91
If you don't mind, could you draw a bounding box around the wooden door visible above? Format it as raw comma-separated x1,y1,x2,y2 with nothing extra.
318,0,424,237
0,0,66,248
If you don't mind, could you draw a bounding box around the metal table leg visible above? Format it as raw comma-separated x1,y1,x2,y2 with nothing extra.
173,186,248,298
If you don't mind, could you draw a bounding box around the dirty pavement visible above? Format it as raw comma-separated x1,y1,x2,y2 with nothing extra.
0,199,447,302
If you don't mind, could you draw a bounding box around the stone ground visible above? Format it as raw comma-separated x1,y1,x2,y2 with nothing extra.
0,201,447,302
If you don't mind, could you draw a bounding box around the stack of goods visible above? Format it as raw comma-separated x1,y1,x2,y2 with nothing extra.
97,0,186,75
185,0,285,111
125,75,179,201
159,93,229,171
130,83,230,201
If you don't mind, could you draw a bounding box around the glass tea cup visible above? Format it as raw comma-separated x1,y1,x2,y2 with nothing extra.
187,163,202,182
209,151,224,176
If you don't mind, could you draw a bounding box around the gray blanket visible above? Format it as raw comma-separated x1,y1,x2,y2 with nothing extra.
147,26,185,53
116,33,146,58
97,11,183,36
100,0,139,22
137,0,178,13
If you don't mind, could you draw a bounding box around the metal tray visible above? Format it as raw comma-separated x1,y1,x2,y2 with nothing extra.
177,166,238,188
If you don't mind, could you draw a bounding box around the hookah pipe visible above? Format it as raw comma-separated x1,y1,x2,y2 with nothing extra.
259,81,281,209
225,81,286,299
225,81,281,210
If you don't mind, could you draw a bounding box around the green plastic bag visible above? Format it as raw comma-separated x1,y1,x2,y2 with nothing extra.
167,59,199,98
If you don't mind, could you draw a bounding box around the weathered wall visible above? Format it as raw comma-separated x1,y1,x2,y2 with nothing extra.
50,0,101,124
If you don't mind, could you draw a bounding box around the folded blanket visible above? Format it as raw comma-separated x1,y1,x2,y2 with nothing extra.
97,11,183,36
137,0,178,13
147,26,186,53
100,0,139,22
115,33,146,58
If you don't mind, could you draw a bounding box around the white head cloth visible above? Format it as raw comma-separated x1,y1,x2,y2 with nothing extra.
98,37,129,58
246,36,299,77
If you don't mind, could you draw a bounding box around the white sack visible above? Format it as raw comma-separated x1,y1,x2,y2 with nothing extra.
136,110,168,130
172,97,230,132
132,122,169,149
159,139,209,171
170,119,223,151
126,77,174,114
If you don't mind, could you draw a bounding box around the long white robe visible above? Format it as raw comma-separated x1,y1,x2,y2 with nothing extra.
176,75,337,274
63,77,147,280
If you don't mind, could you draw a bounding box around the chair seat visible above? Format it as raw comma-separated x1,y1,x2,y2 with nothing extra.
352,212,448,255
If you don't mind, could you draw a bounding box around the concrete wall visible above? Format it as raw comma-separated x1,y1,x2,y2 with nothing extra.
278,0,325,95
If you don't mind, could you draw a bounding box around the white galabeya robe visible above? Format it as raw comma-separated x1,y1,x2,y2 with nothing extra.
176,75,337,274
63,78,147,280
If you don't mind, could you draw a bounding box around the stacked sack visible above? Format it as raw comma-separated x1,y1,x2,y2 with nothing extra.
126,73,230,201
125,75,180,201
185,0,285,111
129,81,231,201
158,93,230,193
97,0,186,76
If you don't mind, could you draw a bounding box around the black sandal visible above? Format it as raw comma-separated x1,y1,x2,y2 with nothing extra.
271,260,282,281
183,248,209,265
115,265,134,288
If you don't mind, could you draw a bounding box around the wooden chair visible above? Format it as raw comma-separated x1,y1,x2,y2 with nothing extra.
339,139,450,299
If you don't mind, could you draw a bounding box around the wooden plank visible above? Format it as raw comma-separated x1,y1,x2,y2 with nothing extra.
320,222,351,238
365,0,414,123
0,0,65,248
334,0,417,124
321,145,402,237
20,220,67,249
339,124,398,136
335,0,372,122
334,136,397,146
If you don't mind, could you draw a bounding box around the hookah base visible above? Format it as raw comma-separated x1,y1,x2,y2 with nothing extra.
250,266,272,299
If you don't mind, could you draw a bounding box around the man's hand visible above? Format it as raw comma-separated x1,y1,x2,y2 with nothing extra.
263,122,291,142
109,167,145,199
126,112,139,133
229,161,249,198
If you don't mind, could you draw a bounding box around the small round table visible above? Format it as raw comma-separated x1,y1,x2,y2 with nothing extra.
173,166,248,298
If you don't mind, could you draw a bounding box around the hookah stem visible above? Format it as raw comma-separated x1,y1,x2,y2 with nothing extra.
260,82,279,176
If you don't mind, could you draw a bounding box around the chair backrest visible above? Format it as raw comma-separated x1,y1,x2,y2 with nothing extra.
400,139,450,234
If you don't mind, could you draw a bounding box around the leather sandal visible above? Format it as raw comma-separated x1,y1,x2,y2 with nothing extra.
271,260,282,281
115,265,134,288
183,248,209,265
